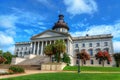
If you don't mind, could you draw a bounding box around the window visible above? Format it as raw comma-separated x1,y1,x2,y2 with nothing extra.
17,49,19,51
84,60,86,64
76,59,79,64
104,48,109,52
89,43,92,47
82,43,85,47
91,60,94,64
88,49,93,56
96,43,100,47
107,60,110,64
104,42,108,46
75,44,78,48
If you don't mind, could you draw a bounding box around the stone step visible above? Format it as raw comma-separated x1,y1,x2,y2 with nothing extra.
18,56,50,65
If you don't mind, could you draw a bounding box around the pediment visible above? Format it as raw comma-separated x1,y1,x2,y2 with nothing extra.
31,30,69,39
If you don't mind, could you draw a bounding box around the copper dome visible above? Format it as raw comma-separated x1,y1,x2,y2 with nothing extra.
52,14,69,30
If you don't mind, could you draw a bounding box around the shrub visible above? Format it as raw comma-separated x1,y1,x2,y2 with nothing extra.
9,66,25,73
3,51,12,64
62,53,71,65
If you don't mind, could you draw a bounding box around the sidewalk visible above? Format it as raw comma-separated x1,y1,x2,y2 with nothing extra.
0,70,59,79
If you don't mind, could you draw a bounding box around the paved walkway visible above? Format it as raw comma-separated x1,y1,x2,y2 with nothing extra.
0,70,60,79
1,70,120,79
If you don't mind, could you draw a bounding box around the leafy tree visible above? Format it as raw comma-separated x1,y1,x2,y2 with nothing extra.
54,40,66,63
3,51,12,64
0,50,3,56
95,50,111,67
0,55,7,64
44,44,54,62
113,53,120,67
62,53,71,65
78,49,90,66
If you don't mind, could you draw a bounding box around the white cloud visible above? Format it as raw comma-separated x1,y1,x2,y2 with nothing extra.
24,29,35,35
63,0,97,16
0,15,18,29
70,20,120,53
0,33,14,46
37,0,55,8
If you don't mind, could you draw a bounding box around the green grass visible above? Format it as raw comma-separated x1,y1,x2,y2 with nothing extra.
63,66,120,72
1,73,120,80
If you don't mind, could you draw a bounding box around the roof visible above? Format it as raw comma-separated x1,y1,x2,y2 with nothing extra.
31,30,72,40
73,34,113,41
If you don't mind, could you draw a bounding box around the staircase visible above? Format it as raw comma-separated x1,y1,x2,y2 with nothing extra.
18,56,50,65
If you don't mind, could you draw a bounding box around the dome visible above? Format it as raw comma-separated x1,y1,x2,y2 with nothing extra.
52,14,69,31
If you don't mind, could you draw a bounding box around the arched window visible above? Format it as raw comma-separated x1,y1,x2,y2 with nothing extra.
96,48,101,53
104,48,109,53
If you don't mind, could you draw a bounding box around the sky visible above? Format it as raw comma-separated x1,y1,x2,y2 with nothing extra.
0,0,120,54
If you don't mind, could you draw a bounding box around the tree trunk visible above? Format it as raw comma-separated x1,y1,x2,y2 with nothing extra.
49,55,52,63
58,53,60,63
102,60,105,67
81,59,84,66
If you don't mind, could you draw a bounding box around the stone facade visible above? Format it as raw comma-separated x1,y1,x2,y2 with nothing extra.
14,14,115,66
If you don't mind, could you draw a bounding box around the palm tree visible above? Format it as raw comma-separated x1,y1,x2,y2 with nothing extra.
78,49,90,66
44,44,54,62
95,50,111,67
54,40,66,63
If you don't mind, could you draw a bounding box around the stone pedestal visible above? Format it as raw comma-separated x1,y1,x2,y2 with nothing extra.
41,63,66,71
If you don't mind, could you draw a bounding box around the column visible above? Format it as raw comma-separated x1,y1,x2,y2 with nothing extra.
67,39,70,54
41,41,43,56
37,41,40,55
50,41,51,44
45,41,47,46
33,42,36,54
31,42,33,54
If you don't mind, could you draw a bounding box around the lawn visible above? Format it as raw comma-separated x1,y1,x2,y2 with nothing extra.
1,73,120,80
63,66,120,72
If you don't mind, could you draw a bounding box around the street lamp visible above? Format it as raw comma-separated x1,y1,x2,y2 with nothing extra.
77,46,80,73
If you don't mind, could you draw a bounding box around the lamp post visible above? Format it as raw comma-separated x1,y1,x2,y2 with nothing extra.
77,46,80,73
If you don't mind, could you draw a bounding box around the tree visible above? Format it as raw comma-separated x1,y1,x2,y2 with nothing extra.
44,44,54,62
0,55,7,64
3,51,12,64
54,40,66,63
78,49,90,66
62,53,71,65
0,50,3,56
95,50,111,67
113,53,120,67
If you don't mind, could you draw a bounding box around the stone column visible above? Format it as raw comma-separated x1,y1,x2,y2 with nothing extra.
45,41,47,46
41,41,43,56
37,41,40,55
33,42,36,54
67,39,70,54
50,41,51,44
31,42,33,54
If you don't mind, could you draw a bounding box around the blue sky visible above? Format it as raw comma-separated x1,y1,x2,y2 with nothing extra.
0,0,120,53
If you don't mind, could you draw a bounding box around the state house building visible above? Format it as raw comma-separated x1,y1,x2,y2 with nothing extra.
14,14,115,66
